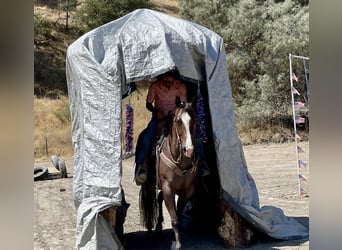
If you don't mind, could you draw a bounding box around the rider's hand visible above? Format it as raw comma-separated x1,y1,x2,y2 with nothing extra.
146,102,157,113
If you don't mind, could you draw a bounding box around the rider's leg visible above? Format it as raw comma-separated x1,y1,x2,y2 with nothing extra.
135,117,158,184
195,132,210,176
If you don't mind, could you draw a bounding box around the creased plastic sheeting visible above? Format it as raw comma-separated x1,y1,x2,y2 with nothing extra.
66,8,308,248
75,198,123,250
241,204,309,240
67,25,124,249
206,42,308,239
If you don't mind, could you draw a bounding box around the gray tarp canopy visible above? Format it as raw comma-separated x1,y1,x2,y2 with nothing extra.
66,8,308,250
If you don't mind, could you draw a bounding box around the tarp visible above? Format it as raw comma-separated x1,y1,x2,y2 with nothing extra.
66,8,308,249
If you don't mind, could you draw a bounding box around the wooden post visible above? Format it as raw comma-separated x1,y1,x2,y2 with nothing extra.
100,207,117,230
45,137,48,156
218,200,255,248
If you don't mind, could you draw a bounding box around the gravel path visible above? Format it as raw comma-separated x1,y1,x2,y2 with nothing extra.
34,142,309,249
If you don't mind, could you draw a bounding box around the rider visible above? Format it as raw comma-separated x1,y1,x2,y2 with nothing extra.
134,70,210,185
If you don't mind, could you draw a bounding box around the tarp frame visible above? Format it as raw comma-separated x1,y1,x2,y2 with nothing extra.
66,9,308,250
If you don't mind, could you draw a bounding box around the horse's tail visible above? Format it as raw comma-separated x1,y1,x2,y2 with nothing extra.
139,180,158,231
139,158,158,231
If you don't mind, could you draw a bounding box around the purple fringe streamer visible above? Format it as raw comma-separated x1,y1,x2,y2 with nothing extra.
125,103,134,153
196,94,207,143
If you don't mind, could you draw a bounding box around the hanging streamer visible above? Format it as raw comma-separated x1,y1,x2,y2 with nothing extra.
196,81,207,143
125,85,134,153
303,59,310,105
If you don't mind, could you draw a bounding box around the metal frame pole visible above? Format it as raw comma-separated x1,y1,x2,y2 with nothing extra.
289,53,301,194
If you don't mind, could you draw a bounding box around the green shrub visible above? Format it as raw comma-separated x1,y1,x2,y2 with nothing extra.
75,0,151,33
53,100,71,124
34,13,51,42
180,0,309,130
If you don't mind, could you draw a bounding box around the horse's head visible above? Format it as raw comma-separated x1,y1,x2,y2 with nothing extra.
173,101,196,158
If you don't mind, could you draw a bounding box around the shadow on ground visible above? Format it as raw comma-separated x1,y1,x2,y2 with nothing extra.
122,216,309,250
123,229,223,250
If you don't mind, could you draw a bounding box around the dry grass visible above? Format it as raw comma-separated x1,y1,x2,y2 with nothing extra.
34,86,152,160
34,5,62,23
34,69,301,161
34,85,303,160
149,0,180,16
34,96,73,160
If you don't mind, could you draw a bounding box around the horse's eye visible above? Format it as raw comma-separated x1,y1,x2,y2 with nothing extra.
177,119,182,125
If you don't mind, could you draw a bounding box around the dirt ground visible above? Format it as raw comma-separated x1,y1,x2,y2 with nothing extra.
34,142,309,250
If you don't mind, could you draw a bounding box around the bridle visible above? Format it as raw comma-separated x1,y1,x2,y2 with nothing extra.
173,109,186,162
158,106,197,176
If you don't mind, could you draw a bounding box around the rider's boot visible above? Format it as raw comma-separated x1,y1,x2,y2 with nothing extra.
135,163,147,185
199,160,210,176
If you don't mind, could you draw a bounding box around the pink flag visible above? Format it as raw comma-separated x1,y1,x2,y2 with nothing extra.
294,101,305,110
291,87,300,95
292,72,298,82
299,174,307,181
300,187,306,195
298,160,308,169
297,146,304,153
295,116,305,124
295,133,301,140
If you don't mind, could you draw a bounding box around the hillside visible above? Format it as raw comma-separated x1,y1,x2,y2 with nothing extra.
34,1,181,159
34,0,180,97
33,1,308,160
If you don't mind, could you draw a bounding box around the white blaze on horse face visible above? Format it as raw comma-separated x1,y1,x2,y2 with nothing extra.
181,112,194,158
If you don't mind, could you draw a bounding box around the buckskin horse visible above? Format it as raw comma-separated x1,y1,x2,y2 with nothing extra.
139,100,199,250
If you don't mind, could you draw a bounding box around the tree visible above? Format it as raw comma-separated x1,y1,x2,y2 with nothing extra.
180,0,309,128
35,0,78,30
57,0,78,30
75,0,151,32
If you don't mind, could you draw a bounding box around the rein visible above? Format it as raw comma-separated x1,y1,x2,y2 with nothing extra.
173,122,183,163
158,112,197,176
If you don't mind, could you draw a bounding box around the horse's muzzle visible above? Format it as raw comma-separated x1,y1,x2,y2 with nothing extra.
183,147,193,158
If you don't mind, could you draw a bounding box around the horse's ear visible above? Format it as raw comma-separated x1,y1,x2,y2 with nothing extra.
190,96,197,107
175,96,183,108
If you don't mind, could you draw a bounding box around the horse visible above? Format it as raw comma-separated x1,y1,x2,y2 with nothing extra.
139,101,199,250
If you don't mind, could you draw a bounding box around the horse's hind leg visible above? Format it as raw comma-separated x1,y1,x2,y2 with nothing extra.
155,191,164,233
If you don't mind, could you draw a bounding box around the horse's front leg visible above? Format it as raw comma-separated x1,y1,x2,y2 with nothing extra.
161,184,181,250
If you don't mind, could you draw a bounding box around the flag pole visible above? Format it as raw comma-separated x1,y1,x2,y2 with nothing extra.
291,54,309,60
289,53,301,195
